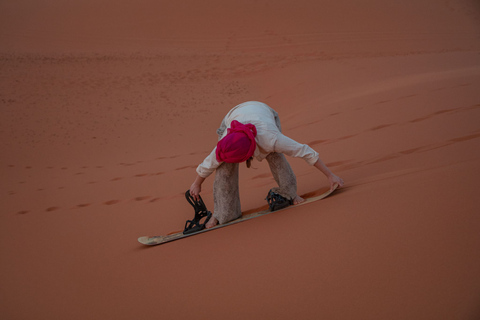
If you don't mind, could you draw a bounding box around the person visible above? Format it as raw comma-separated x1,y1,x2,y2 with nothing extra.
189,101,344,228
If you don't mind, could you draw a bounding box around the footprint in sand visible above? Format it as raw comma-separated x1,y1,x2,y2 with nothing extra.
104,200,120,205
399,147,424,155
175,165,196,171
309,139,328,146
134,196,151,201
449,132,480,143
325,160,352,167
134,173,149,177
369,124,394,131
337,134,356,141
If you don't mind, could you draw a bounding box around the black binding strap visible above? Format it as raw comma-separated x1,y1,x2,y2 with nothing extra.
266,189,293,212
183,190,212,235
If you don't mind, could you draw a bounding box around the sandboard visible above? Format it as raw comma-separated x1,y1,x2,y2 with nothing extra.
138,184,338,246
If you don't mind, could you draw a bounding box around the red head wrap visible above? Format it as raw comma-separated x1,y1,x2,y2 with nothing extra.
216,120,257,163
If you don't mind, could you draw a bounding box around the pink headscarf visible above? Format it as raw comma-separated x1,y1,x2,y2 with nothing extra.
216,120,257,163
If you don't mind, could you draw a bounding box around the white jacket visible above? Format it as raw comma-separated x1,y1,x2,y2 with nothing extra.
196,101,319,178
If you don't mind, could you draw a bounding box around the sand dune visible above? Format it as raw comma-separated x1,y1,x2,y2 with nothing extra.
1,0,480,319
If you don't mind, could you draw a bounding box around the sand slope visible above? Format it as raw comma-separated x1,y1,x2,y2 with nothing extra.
1,1,480,319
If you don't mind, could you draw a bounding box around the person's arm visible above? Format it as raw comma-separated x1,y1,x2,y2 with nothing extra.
274,133,344,190
196,147,221,178
313,158,344,190
190,147,221,201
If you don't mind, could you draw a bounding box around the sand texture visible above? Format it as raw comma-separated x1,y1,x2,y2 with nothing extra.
1,0,480,319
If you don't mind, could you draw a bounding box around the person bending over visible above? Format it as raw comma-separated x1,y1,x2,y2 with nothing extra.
189,101,344,228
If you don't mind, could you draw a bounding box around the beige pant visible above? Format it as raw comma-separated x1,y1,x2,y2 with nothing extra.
213,107,297,224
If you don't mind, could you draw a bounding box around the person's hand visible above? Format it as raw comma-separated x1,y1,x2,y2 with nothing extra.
328,174,344,190
189,175,206,201
189,182,202,201
313,159,344,191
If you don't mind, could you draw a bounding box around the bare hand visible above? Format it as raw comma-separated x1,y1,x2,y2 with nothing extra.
314,159,344,190
189,182,202,201
328,174,344,190
189,175,206,201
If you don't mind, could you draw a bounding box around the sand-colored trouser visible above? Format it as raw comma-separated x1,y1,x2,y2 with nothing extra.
213,107,297,224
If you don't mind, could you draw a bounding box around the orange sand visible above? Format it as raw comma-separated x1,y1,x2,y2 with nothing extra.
1,1,480,319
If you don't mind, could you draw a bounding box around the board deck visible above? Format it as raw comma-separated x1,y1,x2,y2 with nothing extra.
138,185,338,246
